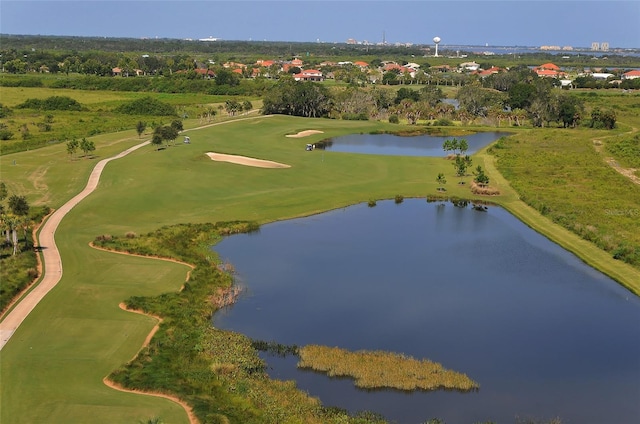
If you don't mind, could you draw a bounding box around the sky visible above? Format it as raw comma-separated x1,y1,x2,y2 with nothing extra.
1,1,639,48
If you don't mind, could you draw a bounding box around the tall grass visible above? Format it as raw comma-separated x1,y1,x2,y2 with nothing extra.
298,345,479,392
492,127,640,269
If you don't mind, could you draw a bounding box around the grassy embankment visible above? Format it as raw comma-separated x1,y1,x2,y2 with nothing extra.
480,91,640,294
1,90,639,422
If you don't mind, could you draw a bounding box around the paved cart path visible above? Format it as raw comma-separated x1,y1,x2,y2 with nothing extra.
0,141,150,350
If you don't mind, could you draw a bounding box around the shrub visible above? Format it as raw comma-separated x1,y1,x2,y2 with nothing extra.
114,96,177,116
434,118,453,126
0,127,14,140
16,96,83,111
341,112,369,121
368,199,377,207
394,194,404,204
388,114,399,124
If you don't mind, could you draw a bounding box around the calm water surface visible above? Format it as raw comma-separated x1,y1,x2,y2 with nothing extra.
213,200,640,424
316,131,511,156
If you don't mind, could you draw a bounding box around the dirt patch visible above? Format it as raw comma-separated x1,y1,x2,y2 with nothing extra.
592,130,640,186
206,152,290,168
605,158,640,185
285,130,324,138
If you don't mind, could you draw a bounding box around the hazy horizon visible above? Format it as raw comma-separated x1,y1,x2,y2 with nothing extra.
1,1,639,49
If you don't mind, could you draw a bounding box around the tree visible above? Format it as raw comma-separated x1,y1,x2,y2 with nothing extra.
0,182,7,204
242,100,253,114
453,155,472,184
224,100,241,116
151,133,164,150
394,87,420,105
458,139,468,156
8,195,30,216
508,82,536,110
436,173,447,191
443,137,467,156
473,165,490,186
590,107,616,130
6,195,29,255
261,78,331,118
214,67,239,86
382,70,399,85
66,138,79,158
153,125,179,148
136,121,146,138
419,86,444,107
557,93,584,128
80,138,95,157
170,119,183,132
442,138,455,156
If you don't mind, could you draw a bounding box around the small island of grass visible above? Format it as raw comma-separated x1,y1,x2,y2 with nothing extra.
297,345,479,392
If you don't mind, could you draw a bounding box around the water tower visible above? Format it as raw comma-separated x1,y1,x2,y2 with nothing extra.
433,36,441,57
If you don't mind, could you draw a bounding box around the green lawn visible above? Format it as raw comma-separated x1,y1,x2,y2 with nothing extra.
2,112,639,423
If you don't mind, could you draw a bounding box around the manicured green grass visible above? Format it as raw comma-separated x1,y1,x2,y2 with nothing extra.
2,110,639,423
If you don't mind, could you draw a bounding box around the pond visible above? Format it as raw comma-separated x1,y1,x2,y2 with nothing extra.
213,200,640,424
314,131,511,156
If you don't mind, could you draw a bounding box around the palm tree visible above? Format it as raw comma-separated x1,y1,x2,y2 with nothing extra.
436,173,447,191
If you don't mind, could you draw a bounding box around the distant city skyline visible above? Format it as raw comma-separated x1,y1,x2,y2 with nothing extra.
1,1,639,49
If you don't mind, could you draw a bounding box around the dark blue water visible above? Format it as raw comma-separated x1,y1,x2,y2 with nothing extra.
317,132,511,156
213,200,640,424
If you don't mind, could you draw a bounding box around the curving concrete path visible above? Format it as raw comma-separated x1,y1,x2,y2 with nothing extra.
0,141,150,350
0,113,273,351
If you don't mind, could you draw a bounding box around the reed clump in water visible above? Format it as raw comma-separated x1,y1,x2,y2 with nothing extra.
297,345,479,392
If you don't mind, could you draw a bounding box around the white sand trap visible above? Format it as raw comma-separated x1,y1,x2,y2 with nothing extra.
286,130,324,138
206,152,290,168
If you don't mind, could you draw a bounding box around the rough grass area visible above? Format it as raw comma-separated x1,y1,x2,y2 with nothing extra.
0,86,251,154
492,128,640,268
0,241,38,314
298,345,479,392
605,132,640,169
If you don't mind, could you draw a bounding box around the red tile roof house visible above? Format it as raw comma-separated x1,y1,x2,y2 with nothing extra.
533,63,566,78
293,69,324,82
382,63,417,77
623,70,640,80
183,68,215,79
475,66,503,77
537,62,560,71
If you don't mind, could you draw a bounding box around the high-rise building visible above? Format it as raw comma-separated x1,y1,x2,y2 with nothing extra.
591,42,600,51
601,42,609,51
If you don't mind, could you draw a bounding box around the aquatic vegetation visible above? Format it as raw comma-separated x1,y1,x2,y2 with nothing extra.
297,345,479,392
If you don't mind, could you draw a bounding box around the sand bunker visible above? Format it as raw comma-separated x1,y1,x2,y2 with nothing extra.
286,130,324,138
206,152,290,168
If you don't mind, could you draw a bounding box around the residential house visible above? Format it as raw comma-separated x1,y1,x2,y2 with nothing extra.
533,63,565,78
293,69,324,82
476,66,502,77
460,61,480,71
622,70,640,80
